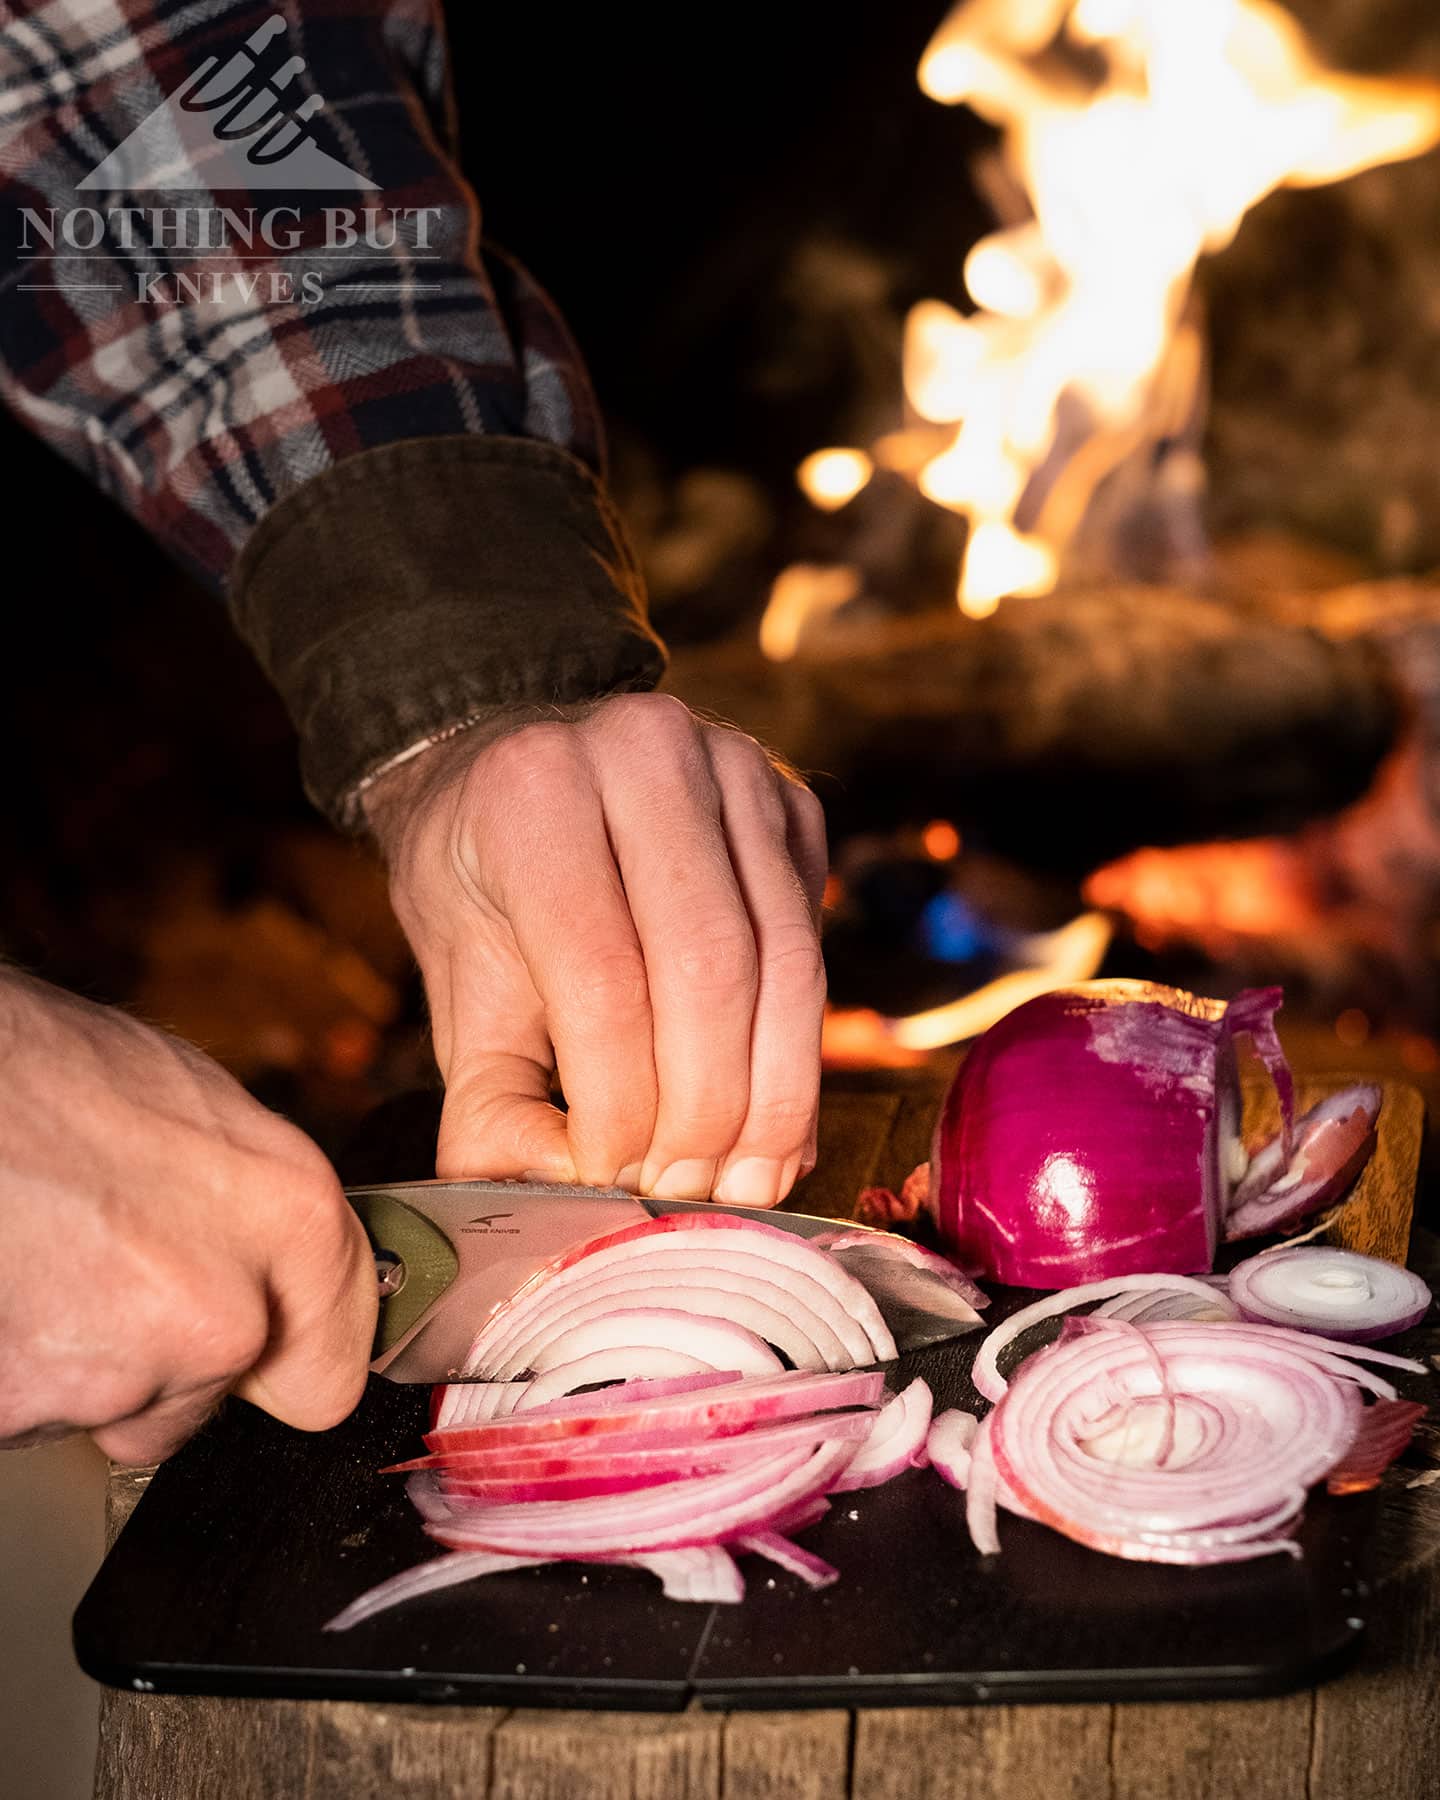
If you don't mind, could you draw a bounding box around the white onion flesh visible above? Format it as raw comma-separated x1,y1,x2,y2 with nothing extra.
971,1317,1423,1564
973,1274,1240,1402
1229,1248,1431,1344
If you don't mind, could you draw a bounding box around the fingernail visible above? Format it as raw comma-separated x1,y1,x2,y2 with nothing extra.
713,1157,784,1209
614,1163,644,1192
647,1159,716,1199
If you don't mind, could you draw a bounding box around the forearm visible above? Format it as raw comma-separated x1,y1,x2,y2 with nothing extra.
1,2,665,823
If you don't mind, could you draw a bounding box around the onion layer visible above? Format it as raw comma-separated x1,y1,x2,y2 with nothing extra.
974,1317,1424,1564
1229,1247,1431,1343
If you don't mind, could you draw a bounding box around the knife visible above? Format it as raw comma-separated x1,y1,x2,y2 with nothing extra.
347,1179,849,1386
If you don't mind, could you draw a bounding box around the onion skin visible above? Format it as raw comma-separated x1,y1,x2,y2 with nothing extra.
1224,1087,1382,1241
928,981,1271,1288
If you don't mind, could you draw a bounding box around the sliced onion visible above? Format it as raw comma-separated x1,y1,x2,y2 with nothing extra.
812,1231,988,1348
462,1215,896,1376
973,1274,1237,1402
735,1530,839,1589
431,1413,875,1501
428,1440,859,1556
1225,1086,1383,1241
1324,1398,1427,1494
423,1369,885,1457
1229,1247,1431,1343
1093,1275,1237,1326
522,1309,783,1379
323,1550,542,1631
634,1547,745,1604
975,1318,1420,1564
831,1379,933,1492
511,1351,716,1411
433,1382,528,1431
926,1410,980,1490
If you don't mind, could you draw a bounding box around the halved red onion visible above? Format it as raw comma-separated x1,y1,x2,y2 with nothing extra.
917,982,1290,1287
423,1369,886,1457
428,1440,859,1557
973,1273,1237,1402
462,1215,895,1377
1229,1247,1431,1343
973,1317,1422,1564
831,1379,933,1492
926,1410,979,1490
1224,1087,1383,1241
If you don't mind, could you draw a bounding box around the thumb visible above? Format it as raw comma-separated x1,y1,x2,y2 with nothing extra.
234,1187,376,1433
438,1049,576,1182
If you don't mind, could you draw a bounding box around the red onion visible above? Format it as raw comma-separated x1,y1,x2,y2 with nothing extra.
925,1410,979,1490
918,981,1292,1287
461,1215,896,1378
1224,1087,1382,1241
970,1317,1424,1564
1229,1247,1431,1343
830,1378,933,1492
812,1231,987,1347
733,1530,839,1589
422,1369,884,1457
973,1273,1238,1402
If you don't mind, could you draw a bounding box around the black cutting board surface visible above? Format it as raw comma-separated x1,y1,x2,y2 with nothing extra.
74,1321,1380,1711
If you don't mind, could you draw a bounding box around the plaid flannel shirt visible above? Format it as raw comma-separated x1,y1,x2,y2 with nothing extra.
0,0,664,822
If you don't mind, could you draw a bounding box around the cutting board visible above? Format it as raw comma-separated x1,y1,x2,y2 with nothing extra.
73,1076,1427,1711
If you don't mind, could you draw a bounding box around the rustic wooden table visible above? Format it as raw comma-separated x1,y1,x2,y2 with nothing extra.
94,1072,1440,1800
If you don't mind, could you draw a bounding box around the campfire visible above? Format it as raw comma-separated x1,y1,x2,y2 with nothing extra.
709,0,1440,1067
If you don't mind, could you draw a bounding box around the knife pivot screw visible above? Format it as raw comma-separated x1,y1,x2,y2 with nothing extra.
373,1250,407,1297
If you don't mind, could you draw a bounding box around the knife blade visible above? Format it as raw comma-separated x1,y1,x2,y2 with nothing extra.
346,1179,849,1385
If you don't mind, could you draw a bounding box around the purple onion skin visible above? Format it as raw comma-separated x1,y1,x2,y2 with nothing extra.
930,981,1278,1289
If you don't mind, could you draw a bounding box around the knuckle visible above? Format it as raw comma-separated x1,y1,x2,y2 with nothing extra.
673,924,758,997
766,929,827,1002
477,722,578,795
567,945,651,1022
747,1092,818,1150
598,691,696,748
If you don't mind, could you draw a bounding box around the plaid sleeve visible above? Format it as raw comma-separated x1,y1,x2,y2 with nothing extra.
0,0,606,586
0,0,665,824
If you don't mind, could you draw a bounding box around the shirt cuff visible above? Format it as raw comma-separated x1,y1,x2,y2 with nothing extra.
228,436,667,828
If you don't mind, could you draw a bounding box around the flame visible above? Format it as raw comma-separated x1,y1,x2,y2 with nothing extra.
822,910,1113,1066
780,0,1440,630
758,563,861,662
798,447,873,511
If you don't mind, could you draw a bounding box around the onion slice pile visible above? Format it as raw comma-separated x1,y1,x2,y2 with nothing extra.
1229,1247,1431,1343
968,1316,1425,1565
328,1366,934,1629
460,1214,899,1381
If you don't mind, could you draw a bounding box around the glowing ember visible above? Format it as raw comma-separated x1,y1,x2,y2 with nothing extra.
798,448,873,511
769,0,1440,644
922,820,963,862
758,563,861,662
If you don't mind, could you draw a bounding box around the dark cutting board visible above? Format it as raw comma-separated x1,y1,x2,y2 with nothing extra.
73,1077,1427,1711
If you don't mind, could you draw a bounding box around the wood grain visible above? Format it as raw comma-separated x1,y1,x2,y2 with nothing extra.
721,1712,851,1800
851,1706,1113,1800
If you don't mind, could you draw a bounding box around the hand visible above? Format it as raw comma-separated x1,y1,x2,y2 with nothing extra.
0,971,376,1465
367,694,829,1207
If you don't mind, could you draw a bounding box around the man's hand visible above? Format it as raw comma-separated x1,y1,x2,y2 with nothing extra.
0,971,376,1465
367,695,829,1208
